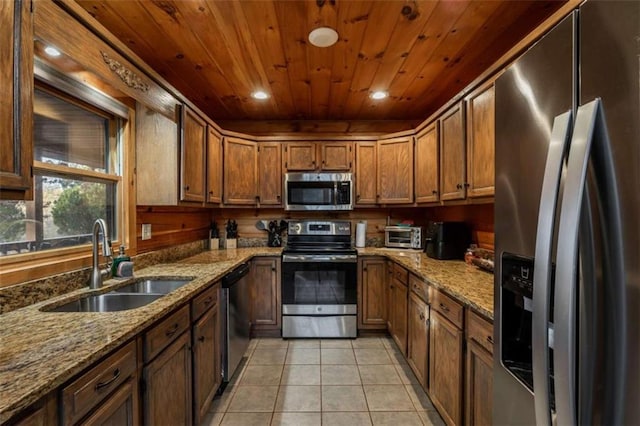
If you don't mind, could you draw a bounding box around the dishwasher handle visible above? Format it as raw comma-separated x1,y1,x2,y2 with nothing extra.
221,263,250,288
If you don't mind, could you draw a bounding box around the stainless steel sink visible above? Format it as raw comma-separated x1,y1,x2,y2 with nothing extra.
111,278,192,295
43,293,163,313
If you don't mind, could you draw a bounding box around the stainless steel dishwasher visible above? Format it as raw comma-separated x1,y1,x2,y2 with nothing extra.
220,262,251,384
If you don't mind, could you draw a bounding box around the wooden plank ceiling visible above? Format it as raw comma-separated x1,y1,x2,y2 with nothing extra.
75,0,565,127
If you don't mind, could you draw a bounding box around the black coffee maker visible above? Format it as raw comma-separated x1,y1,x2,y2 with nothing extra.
424,221,470,260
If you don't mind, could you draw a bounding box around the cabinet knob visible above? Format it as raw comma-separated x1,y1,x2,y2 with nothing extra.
357,194,361,201
198,336,205,342
439,303,450,312
464,182,470,188
209,190,214,195
277,195,281,201
456,183,462,189
184,185,190,191
419,312,425,321
432,190,438,195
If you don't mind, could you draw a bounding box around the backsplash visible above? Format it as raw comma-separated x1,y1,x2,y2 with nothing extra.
0,240,206,314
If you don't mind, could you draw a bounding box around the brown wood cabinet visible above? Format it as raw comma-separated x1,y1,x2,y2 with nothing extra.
12,394,57,426
180,105,207,203
223,137,258,205
358,257,387,330
284,141,352,172
0,0,33,199
258,142,282,205
439,101,466,201
250,257,281,333
415,122,439,203
354,142,377,205
388,264,409,355
206,126,223,204
192,288,221,426
407,290,429,389
465,311,493,426
81,379,138,426
143,331,192,426
377,136,414,204
465,82,495,198
429,309,464,426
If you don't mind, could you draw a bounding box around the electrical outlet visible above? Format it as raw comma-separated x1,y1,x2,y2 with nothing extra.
141,224,152,240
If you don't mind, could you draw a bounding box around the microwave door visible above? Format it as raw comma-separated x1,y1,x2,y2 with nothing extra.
288,182,335,206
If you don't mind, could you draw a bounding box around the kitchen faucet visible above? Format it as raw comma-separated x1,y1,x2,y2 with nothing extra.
90,218,112,289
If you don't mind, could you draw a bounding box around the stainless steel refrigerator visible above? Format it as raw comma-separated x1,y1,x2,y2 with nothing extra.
494,1,639,424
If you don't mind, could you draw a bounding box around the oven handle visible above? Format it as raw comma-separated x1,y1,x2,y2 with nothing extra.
282,254,357,263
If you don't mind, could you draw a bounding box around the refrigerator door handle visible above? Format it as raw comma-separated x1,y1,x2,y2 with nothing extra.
532,110,572,426
554,99,626,426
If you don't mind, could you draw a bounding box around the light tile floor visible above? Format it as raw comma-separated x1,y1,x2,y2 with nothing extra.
202,336,446,426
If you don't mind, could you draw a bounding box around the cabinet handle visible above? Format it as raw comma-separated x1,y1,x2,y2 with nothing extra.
390,284,394,289
271,267,276,271
203,296,213,306
165,323,179,337
184,185,190,191
95,368,120,391
486,335,494,345
277,195,281,201
419,312,425,320
255,195,260,203
432,190,438,195
198,336,206,342
456,183,462,189
209,190,214,195
357,194,361,201
464,183,470,188
439,303,450,312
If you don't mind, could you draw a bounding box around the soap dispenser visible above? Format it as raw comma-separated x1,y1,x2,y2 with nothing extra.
111,245,130,277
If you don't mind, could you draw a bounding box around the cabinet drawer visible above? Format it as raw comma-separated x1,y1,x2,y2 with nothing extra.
62,341,136,425
409,274,428,303
467,310,494,354
191,284,218,321
144,305,190,362
393,263,409,285
430,288,464,329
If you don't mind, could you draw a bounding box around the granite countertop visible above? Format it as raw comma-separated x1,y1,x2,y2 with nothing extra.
358,248,494,320
0,245,493,422
0,247,280,423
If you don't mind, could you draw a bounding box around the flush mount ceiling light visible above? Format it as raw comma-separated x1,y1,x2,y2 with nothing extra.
308,27,339,48
44,46,61,57
370,91,388,100
251,90,269,100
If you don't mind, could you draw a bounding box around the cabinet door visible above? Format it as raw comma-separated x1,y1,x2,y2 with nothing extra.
466,82,495,198
358,258,387,329
180,106,206,203
465,340,493,426
250,257,281,330
321,142,352,171
82,379,138,426
407,292,429,389
284,142,316,171
143,331,192,426
377,137,414,204
13,394,57,426
206,126,222,204
258,142,282,205
193,304,220,425
0,0,33,198
429,311,464,426
439,101,466,201
390,279,408,355
355,142,377,205
415,122,439,203
223,137,258,205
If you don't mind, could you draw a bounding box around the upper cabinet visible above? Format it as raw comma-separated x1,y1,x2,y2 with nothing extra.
284,141,352,172
206,127,222,204
377,136,414,204
439,101,467,201
0,0,33,199
180,105,207,203
258,142,282,206
355,142,377,205
465,81,495,198
414,122,439,203
223,137,258,205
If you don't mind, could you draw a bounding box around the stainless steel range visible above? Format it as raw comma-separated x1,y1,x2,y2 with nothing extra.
281,220,357,338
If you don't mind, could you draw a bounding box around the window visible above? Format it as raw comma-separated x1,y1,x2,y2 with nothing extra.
0,85,123,256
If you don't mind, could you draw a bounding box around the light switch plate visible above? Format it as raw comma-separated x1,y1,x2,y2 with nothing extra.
141,224,152,240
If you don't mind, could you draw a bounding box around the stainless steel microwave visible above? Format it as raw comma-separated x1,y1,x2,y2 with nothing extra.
284,173,353,211
385,226,423,249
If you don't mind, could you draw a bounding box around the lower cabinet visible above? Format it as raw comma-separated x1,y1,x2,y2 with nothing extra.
429,309,464,426
143,330,193,426
250,257,281,334
407,290,429,389
358,257,387,330
465,311,494,426
81,379,137,426
388,272,408,355
12,393,57,426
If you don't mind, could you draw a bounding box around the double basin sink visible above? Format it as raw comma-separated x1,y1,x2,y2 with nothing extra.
42,278,193,313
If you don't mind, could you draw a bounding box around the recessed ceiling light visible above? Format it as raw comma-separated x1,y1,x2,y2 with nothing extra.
308,27,339,48
44,46,61,57
251,91,269,100
370,91,388,100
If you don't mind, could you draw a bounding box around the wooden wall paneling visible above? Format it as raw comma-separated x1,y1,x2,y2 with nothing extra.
307,1,337,119
414,122,439,203
34,1,176,119
215,120,419,136
136,206,210,253
355,142,377,205
424,204,494,250
258,142,282,205
206,126,223,204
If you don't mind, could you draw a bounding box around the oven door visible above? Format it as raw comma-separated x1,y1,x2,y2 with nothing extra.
281,254,357,313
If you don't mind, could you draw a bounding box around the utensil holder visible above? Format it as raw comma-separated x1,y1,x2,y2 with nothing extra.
225,238,237,249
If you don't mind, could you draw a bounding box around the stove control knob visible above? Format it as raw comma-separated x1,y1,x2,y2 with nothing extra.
317,306,323,312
